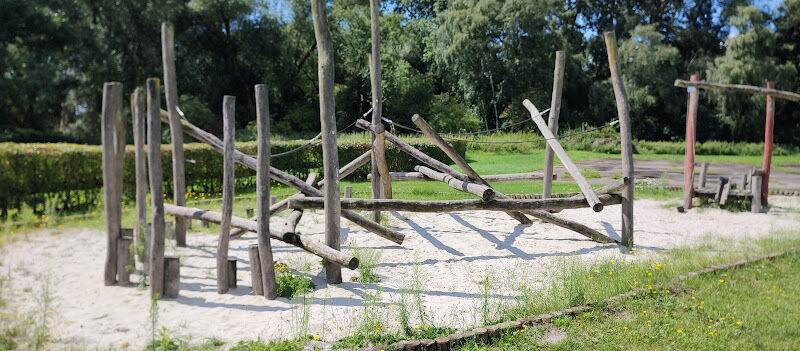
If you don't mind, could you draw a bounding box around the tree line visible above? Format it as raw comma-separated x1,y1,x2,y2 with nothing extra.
1,0,798,145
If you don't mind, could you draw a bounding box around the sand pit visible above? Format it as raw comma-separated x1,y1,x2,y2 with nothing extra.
2,197,799,349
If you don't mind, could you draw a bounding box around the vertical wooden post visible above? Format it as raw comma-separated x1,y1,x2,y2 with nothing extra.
762,81,775,206
227,259,237,289
698,162,709,188
312,0,342,284
101,82,124,286
248,244,263,296
369,0,386,222
374,124,392,198
603,31,634,247
751,175,762,213
255,84,278,299
217,95,235,294
162,22,187,247
740,174,748,190
163,256,180,298
146,78,166,298
117,235,132,286
131,88,148,265
682,75,700,209
543,51,566,199
270,195,277,205
344,186,353,198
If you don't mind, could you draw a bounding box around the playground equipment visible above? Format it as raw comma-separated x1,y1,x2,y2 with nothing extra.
100,7,635,300
675,76,800,213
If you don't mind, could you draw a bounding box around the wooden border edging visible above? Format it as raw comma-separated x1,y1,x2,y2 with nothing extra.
347,251,786,351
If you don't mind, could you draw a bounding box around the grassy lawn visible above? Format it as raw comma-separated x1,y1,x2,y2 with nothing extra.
460,251,800,350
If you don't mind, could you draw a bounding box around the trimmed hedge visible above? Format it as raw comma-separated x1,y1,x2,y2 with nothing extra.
0,137,464,216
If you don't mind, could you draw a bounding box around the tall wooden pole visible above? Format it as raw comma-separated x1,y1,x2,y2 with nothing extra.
101,82,124,285
255,85,278,299
162,22,187,247
217,96,236,294
603,31,634,247
131,88,148,265
682,75,700,209
369,0,386,222
146,78,166,298
543,51,566,199
762,81,775,206
311,0,342,284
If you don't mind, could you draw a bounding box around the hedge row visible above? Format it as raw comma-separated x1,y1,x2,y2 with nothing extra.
0,137,464,216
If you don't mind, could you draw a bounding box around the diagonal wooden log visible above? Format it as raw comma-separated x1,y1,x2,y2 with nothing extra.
159,111,404,244
164,204,358,269
231,173,317,239
289,195,623,212
412,114,530,224
317,150,371,187
355,119,470,182
523,99,603,212
415,166,495,201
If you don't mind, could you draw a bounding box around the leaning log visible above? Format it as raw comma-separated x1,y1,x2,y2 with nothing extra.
412,114,530,224
158,110,404,244
288,195,623,212
415,166,495,201
355,119,470,182
164,204,358,269
316,150,371,187
523,99,602,212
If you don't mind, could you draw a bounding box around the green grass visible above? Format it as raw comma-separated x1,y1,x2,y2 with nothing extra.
458,250,800,350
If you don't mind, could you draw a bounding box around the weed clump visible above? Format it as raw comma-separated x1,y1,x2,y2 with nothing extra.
274,262,315,299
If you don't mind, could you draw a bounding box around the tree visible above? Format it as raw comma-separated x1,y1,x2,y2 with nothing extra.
706,5,797,141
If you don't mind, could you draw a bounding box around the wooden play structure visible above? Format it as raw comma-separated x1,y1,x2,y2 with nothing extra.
675,76,800,213
100,1,634,301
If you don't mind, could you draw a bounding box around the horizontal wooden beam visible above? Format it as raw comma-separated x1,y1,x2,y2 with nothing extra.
674,80,800,102
289,194,622,212
368,171,555,182
164,204,358,269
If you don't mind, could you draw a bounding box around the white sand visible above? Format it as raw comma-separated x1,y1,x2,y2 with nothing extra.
2,197,799,350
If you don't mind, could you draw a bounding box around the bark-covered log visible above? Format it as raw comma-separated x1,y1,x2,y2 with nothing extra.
289,194,623,212
255,84,277,299
415,166,495,201
368,171,555,182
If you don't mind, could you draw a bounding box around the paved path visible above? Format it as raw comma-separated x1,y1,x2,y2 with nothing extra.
553,158,800,190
